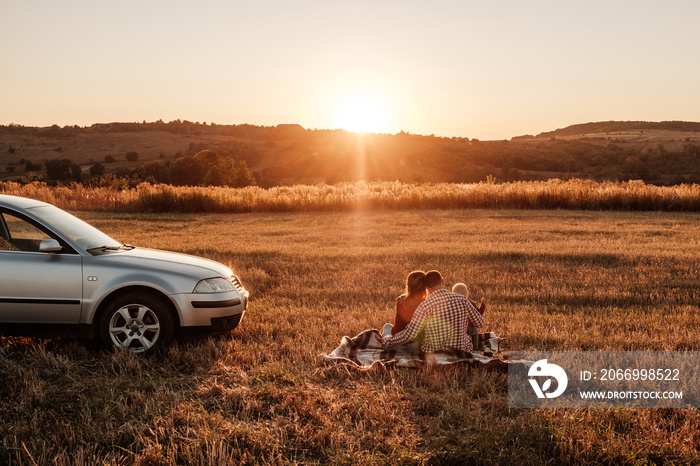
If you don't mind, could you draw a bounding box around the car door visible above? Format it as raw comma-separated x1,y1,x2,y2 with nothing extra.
0,209,82,323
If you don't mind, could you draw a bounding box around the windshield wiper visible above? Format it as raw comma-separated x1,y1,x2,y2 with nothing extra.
87,244,135,252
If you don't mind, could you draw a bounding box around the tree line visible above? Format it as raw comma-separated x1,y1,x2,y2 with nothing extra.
3,120,700,187
16,150,256,188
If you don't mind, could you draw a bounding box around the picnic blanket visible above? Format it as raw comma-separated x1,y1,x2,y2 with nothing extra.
322,329,510,369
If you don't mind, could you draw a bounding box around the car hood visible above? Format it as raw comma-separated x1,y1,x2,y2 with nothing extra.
93,247,233,279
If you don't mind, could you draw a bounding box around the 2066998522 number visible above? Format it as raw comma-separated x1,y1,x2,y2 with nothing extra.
599,368,680,381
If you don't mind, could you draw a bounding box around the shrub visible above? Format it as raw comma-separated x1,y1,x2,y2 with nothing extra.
89,162,105,177
167,150,255,188
24,160,41,172
44,158,81,182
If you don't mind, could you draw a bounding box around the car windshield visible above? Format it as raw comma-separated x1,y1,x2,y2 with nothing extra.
27,205,123,251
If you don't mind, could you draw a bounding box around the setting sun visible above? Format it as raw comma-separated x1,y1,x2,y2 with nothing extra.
331,91,392,134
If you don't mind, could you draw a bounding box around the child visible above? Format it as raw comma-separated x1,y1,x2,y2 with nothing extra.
452,282,486,351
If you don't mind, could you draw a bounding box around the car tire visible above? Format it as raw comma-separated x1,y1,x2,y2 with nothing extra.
98,292,176,354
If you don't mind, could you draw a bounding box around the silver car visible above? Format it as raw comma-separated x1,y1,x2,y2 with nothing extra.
0,194,248,354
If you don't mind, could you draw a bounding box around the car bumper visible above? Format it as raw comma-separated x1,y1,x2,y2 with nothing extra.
178,310,246,339
173,289,249,327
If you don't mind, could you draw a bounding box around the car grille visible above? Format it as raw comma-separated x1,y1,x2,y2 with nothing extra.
211,313,243,332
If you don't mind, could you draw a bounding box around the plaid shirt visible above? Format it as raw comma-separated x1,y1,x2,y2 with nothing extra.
383,289,484,352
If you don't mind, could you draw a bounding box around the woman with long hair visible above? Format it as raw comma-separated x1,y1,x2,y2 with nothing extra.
390,270,427,335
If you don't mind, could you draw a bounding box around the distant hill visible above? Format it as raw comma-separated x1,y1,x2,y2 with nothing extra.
536,121,700,138
1,120,699,186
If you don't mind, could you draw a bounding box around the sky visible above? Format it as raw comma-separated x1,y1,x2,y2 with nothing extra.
1,1,699,140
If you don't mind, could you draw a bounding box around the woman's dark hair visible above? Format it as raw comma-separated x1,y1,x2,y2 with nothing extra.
404,270,426,297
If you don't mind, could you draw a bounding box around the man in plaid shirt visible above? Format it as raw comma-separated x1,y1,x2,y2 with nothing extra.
383,270,484,352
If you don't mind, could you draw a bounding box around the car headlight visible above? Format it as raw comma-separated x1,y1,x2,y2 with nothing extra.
194,278,236,293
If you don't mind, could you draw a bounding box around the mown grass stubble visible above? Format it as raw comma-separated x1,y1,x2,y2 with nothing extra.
1,209,699,464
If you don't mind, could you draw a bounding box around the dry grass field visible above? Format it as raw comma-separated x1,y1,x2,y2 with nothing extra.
1,208,700,464
2,179,700,213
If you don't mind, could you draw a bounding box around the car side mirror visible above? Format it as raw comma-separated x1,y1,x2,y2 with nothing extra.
40,239,63,253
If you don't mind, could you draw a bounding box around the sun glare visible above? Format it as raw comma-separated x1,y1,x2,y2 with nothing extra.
332,91,391,134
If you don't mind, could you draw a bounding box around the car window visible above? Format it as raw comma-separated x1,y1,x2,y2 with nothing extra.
1,212,53,252
27,205,121,251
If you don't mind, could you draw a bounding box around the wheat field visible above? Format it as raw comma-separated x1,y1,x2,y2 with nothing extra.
1,208,699,464
2,179,700,213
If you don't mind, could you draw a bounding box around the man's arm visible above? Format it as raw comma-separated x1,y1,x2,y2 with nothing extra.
465,297,484,328
469,297,487,316
383,299,429,347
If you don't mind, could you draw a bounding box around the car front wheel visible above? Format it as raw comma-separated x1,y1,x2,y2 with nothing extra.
98,293,175,354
